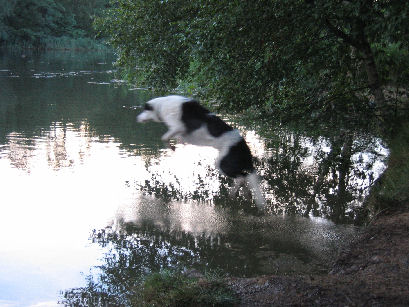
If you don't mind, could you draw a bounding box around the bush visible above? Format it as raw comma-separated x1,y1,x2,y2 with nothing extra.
131,270,239,307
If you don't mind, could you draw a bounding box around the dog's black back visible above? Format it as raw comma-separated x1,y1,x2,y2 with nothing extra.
181,100,233,137
181,100,254,178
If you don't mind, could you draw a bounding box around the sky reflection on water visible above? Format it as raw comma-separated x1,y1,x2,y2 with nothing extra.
0,50,388,306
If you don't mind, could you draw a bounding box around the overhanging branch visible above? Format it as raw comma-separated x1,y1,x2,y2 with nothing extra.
325,19,363,50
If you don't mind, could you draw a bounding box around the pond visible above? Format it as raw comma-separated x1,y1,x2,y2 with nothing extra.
0,50,388,306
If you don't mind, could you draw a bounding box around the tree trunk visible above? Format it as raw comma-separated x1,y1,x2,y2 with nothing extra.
325,7,387,110
361,40,386,109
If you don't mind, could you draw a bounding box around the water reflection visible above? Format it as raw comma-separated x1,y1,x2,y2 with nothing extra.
0,50,388,306
257,129,388,223
121,127,387,223
61,207,358,305
59,121,386,305
0,50,147,306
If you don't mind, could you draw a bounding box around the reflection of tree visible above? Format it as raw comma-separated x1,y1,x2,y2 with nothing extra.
130,126,386,224
0,51,142,172
261,129,384,224
61,280,120,307
0,50,388,223
309,132,355,222
262,132,314,215
61,218,315,305
61,222,207,305
6,132,35,170
46,122,70,169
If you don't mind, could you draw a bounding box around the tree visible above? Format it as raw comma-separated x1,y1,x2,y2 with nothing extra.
0,0,110,47
4,0,75,46
59,0,110,36
306,0,409,109
95,0,194,89
97,0,409,118
0,0,17,42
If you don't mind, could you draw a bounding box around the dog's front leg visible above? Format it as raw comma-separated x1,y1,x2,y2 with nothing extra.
162,128,184,151
161,128,184,142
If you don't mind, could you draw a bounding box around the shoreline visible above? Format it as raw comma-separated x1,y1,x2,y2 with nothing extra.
228,203,409,306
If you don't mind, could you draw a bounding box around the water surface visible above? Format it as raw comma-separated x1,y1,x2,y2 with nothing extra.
0,50,388,306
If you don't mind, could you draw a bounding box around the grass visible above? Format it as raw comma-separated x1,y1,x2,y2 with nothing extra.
3,36,110,52
130,269,239,307
41,36,109,51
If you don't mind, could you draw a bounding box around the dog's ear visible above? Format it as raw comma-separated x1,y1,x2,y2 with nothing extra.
144,103,153,111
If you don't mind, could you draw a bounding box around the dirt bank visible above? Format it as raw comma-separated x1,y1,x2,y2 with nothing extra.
228,204,409,306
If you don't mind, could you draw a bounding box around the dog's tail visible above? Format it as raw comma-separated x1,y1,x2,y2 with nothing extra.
246,172,265,210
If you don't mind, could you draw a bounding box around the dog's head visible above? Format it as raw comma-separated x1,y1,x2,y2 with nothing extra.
136,101,161,123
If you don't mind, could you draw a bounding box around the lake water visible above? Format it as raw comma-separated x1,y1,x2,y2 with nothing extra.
0,50,388,306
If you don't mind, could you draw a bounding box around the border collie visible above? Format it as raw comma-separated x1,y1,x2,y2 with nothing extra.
136,95,265,209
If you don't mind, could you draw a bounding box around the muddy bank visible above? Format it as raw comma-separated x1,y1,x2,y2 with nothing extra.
228,204,409,306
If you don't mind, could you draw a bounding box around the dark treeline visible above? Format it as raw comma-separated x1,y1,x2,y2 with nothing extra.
0,0,109,49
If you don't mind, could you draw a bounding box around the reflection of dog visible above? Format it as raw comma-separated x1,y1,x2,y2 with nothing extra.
137,95,265,209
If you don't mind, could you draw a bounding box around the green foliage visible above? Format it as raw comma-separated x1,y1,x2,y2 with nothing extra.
6,0,75,46
59,0,110,37
373,42,409,87
0,0,109,49
131,270,238,307
95,0,193,89
96,0,409,119
367,123,409,212
40,36,108,51
0,0,17,41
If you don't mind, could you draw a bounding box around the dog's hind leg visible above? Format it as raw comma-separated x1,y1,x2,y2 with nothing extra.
246,172,265,210
229,176,246,197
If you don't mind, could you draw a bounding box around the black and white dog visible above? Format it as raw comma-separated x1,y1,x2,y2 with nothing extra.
136,95,265,209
